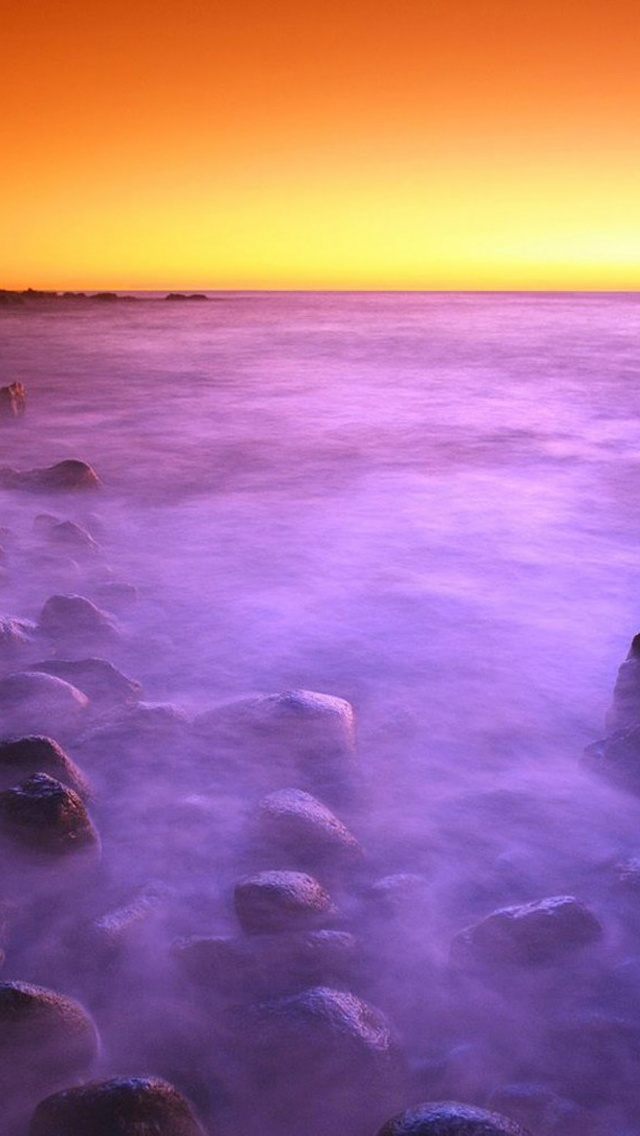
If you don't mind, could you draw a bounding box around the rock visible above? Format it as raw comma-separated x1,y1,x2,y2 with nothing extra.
0,671,89,737
488,1083,589,1136
193,689,359,802
0,736,90,797
174,929,357,999
0,460,101,491
0,616,37,660
376,1101,532,1135
0,381,26,419
73,889,166,967
38,594,119,647
31,658,142,709
584,726,640,794
367,873,432,918
93,291,119,301
29,1076,206,1135
0,773,99,856
234,870,337,935
0,981,98,1126
78,703,189,768
451,896,603,968
254,788,362,871
47,521,100,555
605,633,640,733
238,985,404,1135
93,581,139,608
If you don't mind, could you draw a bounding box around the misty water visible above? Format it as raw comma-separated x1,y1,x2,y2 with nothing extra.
2,290,640,1134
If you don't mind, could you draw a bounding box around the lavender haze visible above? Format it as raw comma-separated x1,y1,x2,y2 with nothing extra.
1,290,640,1134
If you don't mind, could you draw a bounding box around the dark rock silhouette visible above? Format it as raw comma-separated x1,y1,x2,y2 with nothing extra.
0,381,26,418
451,895,602,968
29,1076,206,1136
0,736,90,797
234,870,337,934
0,772,99,855
0,459,101,491
0,671,89,737
376,1101,532,1135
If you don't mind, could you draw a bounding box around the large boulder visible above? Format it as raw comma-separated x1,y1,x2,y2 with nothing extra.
253,788,362,871
29,1076,206,1136
193,689,359,802
0,981,98,1128
451,896,602,968
0,382,26,419
0,459,101,491
0,671,89,738
31,658,142,709
0,773,99,856
376,1101,532,1135
0,736,90,797
234,870,337,935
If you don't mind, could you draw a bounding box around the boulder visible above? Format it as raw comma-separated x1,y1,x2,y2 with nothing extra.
0,773,99,856
0,460,101,491
234,870,337,935
193,689,359,802
0,736,90,797
0,981,98,1125
451,896,602,968
29,1076,206,1136
376,1101,532,1135
38,594,119,648
0,671,89,737
605,633,640,733
584,726,640,794
47,521,100,556
0,382,26,419
31,658,142,709
254,788,362,870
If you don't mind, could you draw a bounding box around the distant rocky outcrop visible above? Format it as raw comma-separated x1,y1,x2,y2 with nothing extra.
165,293,209,301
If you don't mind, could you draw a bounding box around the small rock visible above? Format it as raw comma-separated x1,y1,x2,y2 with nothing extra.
234,870,337,934
376,1101,532,1135
451,896,603,968
0,773,99,856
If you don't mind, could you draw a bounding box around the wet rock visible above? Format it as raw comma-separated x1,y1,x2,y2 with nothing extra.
0,981,98,1125
234,870,337,934
73,888,166,968
31,658,142,709
238,985,404,1136
0,773,99,856
376,1101,532,1135
0,671,89,737
174,928,357,999
29,1075,206,1136
451,895,602,968
193,689,359,802
0,616,37,660
584,725,640,795
0,459,101,491
605,633,640,733
0,381,26,419
38,594,119,648
0,736,90,797
47,520,100,555
254,788,362,871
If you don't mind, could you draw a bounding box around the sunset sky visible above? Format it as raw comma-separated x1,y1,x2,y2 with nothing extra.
3,0,640,289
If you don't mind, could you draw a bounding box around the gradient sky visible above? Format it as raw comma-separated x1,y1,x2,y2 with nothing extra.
3,0,640,289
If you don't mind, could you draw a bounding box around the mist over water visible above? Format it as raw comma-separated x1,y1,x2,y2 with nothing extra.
2,291,640,1133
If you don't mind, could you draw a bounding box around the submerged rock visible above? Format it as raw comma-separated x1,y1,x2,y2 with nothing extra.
29,1076,206,1136
234,870,337,935
0,459,101,491
451,895,602,968
0,381,26,419
377,1101,532,1135
0,736,90,797
38,594,119,647
254,788,362,870
0,773,98,856
0,671,89,737
584,726,640,795
31,658,142,708
605,632,640,733
0,616,37,660
47,520,100,556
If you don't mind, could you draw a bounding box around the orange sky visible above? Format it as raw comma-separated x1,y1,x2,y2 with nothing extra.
2,0,640,289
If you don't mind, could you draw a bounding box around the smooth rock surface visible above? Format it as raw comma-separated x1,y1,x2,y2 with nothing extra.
0,671,89,737
451,895,602,967
377,1101,532,1135
234,870,336,934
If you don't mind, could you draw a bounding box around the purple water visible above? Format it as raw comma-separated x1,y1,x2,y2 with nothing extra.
2,291,640,1133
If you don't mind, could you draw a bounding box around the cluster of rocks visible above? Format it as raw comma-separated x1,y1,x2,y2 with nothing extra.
2,443,640,1135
